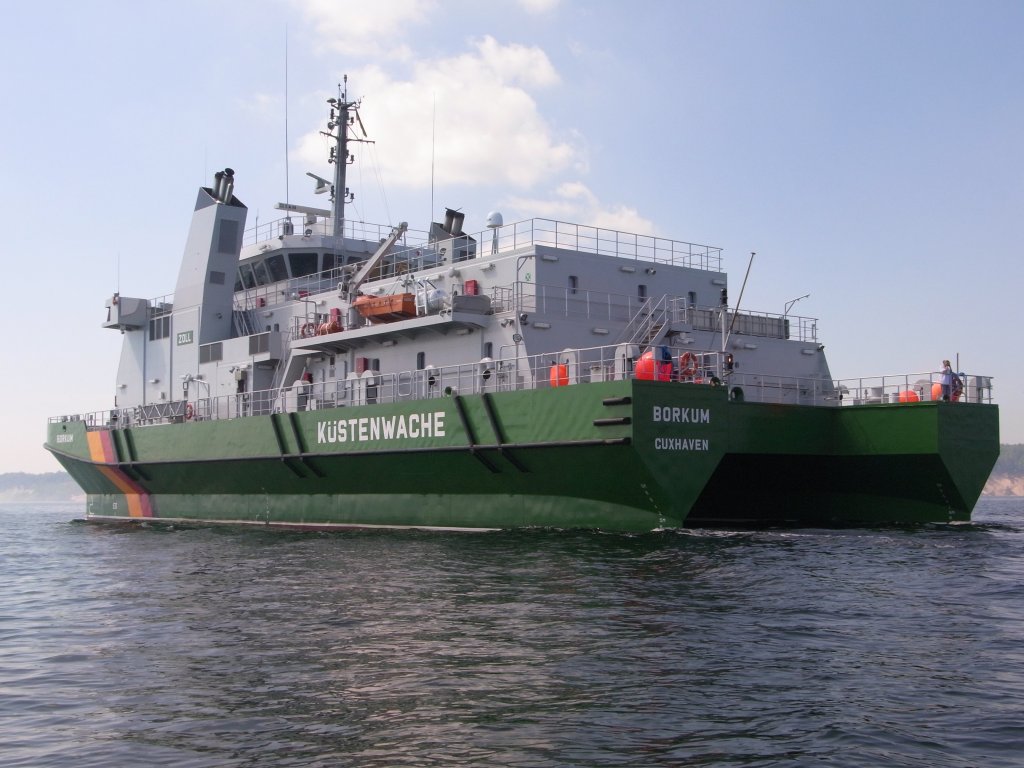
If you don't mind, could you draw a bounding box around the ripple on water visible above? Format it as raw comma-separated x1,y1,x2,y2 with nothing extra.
0,500,1023,767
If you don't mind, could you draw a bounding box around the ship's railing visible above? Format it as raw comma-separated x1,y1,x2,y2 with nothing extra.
151,216,725,318
833,371,994,405
720,370,994,406
242,216,421,248
704,309,818,344
519,284,817,343
233,268,347,312
499,219,722,271
522,284,651,325
48,352,995,430
243,216,723,272
270,280,818,346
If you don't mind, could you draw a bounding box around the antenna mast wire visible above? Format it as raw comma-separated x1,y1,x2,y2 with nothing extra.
284,27,290,207
724,251,756,351
430,92,436,225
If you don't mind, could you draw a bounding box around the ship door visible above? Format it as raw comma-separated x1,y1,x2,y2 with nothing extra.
234,368,249,417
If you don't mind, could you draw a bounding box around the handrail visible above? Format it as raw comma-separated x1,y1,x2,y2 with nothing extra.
138,217,725,312
48,347,995,431
832,371,993,405
242,216,724,272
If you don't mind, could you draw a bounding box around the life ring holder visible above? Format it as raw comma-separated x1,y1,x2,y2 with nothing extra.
679,352,698,377
185,403,195,420
300,322,317,338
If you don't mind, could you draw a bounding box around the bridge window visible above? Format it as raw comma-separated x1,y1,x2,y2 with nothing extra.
289,252,318,278
237,264,256,290
253,260,270,286
265,254,288,283
234,264,256,292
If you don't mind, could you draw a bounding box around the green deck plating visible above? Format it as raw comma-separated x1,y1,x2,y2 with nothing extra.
46,381,999,531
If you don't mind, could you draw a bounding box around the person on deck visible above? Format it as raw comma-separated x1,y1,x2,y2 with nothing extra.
937,360,954,403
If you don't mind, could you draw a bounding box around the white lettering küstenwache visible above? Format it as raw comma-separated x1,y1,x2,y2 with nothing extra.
652,406,711,424
316,411,447,444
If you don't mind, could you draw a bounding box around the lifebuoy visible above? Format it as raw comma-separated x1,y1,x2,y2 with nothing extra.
300,322,316,338
679,352,698,377
185,403,194,420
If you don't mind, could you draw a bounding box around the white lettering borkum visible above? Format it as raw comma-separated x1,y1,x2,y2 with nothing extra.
316,411,447,444
652,406,711,424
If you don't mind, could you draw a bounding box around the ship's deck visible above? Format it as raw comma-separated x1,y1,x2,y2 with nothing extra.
50,340,994,430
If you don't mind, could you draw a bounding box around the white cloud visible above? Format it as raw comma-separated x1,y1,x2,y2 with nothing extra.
518,0,561,13
293,37,576,190
505,181,657,234
290,0,436,58
287,1,651,232
471,35,559,88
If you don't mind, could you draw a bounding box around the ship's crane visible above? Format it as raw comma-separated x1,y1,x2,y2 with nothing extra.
339,222,409,302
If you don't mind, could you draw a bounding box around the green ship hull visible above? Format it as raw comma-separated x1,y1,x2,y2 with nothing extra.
45,381,999,531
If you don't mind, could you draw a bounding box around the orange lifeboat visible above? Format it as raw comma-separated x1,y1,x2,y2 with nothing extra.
354,293,417,322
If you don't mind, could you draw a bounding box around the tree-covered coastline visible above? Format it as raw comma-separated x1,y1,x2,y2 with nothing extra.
995,444,1024,476
0,472,83,502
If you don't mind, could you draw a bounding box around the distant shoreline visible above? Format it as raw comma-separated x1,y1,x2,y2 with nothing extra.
984,474,1024,497
0,472,83,503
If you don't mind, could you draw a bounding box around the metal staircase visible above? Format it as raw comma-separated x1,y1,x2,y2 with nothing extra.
619,295,670,346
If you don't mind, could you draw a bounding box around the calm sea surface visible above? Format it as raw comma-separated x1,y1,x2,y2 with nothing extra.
2,500,1023,767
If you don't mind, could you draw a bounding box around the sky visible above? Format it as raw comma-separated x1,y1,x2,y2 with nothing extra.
2,0,1021,473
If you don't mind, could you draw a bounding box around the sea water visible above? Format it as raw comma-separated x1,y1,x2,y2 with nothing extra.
1,499,1022,767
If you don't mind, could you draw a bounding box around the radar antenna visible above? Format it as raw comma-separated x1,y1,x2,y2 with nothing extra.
324,75,374,238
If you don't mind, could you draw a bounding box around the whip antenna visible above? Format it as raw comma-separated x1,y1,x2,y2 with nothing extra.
284,28,290,208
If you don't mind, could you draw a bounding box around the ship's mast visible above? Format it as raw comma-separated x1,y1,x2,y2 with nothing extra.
326,76,370,238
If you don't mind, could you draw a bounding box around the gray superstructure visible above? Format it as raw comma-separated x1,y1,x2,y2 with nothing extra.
100,83,852,429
